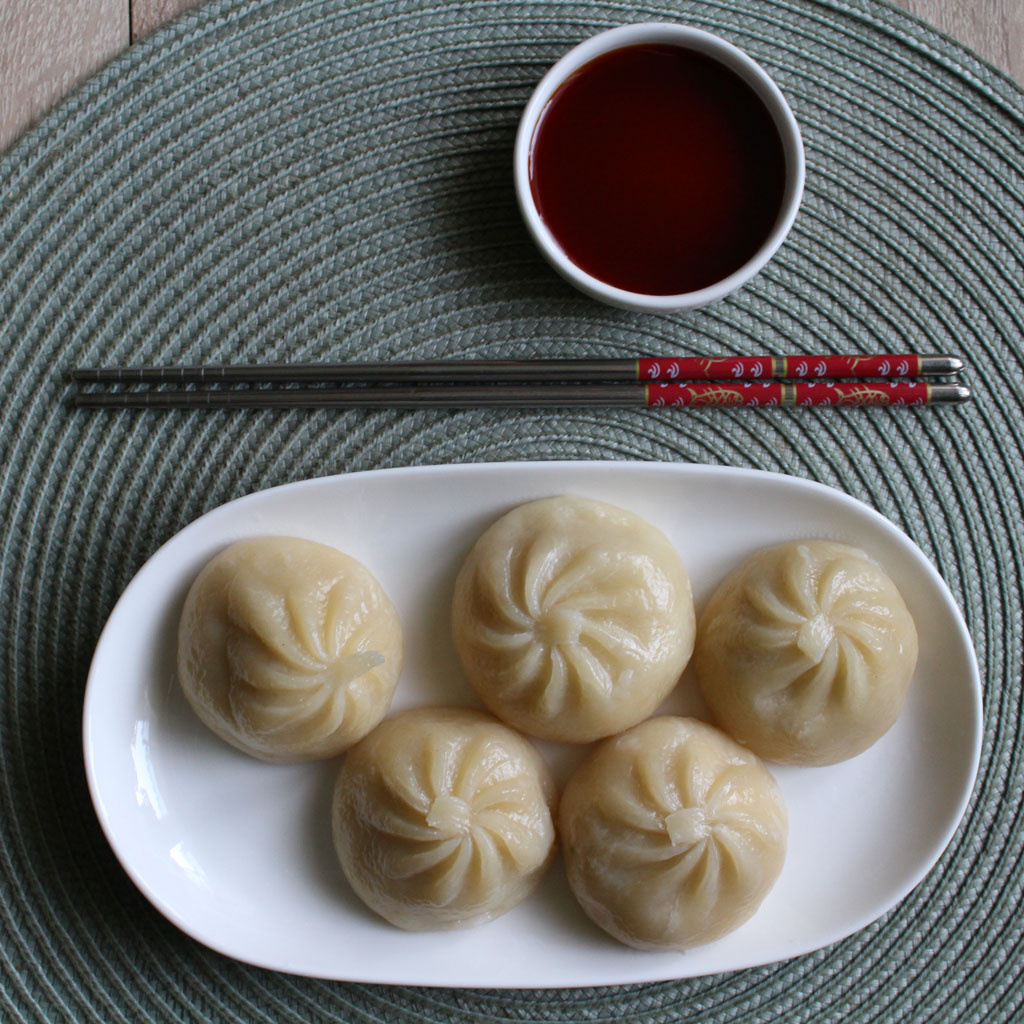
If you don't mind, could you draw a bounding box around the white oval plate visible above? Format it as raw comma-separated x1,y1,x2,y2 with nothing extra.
83,462,981,988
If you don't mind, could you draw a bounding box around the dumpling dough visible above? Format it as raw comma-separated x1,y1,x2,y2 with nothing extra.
694,539,918,765
332,706,556,930
560,716,787,951
178,537,403,762
451,496,695,743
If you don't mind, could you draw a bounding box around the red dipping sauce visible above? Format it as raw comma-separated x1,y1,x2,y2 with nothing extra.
529,44,787,296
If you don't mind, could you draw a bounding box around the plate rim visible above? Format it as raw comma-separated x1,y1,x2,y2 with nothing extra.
81,460,984,987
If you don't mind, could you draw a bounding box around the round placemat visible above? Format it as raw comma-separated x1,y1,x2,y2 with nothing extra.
1,0,1021,1021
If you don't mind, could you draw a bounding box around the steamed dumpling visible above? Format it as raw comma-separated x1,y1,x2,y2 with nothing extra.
560,716,787,951
694,539,918,765
451,496,695,743
332,706,556,930
178,537,403,762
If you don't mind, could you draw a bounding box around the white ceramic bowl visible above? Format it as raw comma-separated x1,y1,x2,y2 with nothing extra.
514,24,806,312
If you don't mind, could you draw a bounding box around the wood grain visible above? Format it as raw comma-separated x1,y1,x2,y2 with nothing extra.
0,0,1021,155
131,0,202,41
0,0,128,151
892,0,1024,85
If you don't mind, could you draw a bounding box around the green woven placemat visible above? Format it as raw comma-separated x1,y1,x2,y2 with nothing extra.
1,0,1021,1020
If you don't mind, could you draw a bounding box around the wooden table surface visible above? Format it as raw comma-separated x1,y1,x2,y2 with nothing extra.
1,0,1022,152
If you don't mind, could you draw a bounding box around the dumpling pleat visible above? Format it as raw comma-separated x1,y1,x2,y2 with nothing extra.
226,586,321,671
743,580,805,628
284,585,332,665
537,647,569,715
389,835,462,881
562,641,616,699
431,839,473,907
523,536,566,620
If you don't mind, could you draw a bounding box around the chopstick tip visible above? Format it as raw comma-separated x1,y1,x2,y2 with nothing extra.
933,383,971,404
922,354,964,375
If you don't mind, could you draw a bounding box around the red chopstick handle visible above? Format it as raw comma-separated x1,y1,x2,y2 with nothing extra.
636,355,925,380
645,382,939,406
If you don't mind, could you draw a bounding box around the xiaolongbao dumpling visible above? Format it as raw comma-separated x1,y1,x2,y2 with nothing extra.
694,539,918,765
332,706,556,930
451,496,695,743
178,537,403,762
560,716,787,951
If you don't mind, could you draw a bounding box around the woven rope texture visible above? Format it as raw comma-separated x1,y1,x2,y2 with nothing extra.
0,0,1022,1021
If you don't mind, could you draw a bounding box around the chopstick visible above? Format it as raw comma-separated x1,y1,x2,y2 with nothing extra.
73,381,971,409
72,353,963,385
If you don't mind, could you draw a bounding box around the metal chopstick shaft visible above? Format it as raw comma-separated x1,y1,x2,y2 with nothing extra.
72,384,647,409
71,360,635,385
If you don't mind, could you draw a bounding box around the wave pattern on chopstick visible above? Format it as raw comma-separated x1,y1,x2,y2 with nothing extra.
636,354,953,380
